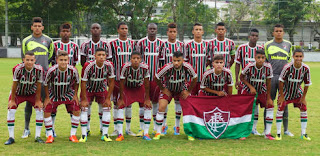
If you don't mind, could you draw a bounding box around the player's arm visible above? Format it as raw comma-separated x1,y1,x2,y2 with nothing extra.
266,78,273,107
235,63,241,89
229,42,236,67
229,55,235,68
144,78,151,108
43,85,51,108
80,80,88,108
203,87,225,97
48,39,54,65
8,81,18,109
240,73,256,94
81,56,86,67
72,80,79,105
34,82,43,108
277,81,285,106
21,39,26,61
181,66,197,99
117,79,126,108
300,68,312,105
104,78,115,107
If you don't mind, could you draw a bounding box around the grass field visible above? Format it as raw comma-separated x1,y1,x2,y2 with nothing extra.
0,58,319,155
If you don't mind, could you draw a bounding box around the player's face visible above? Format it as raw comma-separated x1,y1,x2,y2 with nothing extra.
249,32,259,44
91,24,101,37
255,54,266,66
172,56,183,69
192,26,204,38
148,25,157,37
117,25,128,37
167,28,177,40
213,60,224,71
31,22,44,35
95,51,106,64
130,54,141,68
215,26,226,38
57,56,69,70
273,27,284,39
293,52,304,65
23,55,36,70
60,28,71,40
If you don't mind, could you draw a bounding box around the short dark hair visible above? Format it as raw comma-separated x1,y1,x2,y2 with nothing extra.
117,22,127,29
215,22,225,29
95,48,106,53
25,51,35,56
213,55,224,61
167,22,177,31
193,23,202,30
131,51,141,57
60,22,72,31
255,49,265,55
249,28,259,35
274,24,284,31
293,48,304,56
173,52,183,58
32,17,43,24
57,50,68,57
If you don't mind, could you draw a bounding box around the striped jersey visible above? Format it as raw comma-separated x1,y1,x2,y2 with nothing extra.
235,43,264,68
208,38,236,69
200,68,233,96
53,40,79,66
12,63,44,96
81,60,115,93
155,62,197,93
241,62,273,94
136,37,164,81
184,40,209,83
162,40,184,65
279,62,311,100
80,39,109,62
44,64,79,102
109,38,136,81
120,62,150,88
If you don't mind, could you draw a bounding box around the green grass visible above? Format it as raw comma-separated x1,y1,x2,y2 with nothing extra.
0,58,319,155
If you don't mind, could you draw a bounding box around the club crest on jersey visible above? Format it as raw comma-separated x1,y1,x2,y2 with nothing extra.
203,107,230,139
283,45,287,50
41,40,47,45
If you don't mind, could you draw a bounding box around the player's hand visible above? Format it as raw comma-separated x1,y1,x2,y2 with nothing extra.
162,88,171,97
8,100,17,109
103,98,112,108
249,87,256,95
144,98,152,109
277,95,285,107
217,91,227,96
35,100,43,109
299,97,307,106
81,98,89,108
117,98,125,108
235,81,240,90
267,98,273,107
180,90,190,100
71,95,79,106
44,98,51,108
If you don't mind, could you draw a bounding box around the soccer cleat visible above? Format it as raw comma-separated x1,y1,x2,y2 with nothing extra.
264,134,275,140
110,130,118,137
116,134,124,141
275,134,282,141
35,137,45,143
239,137,246,140
301,134,311,141
251,129,261,136
136,130,144,137
284,130,294,137
125,130,136,136
153,133,161,140
79,135,87,143
21,129,31,139
161,125,168,135
173,126,180,135
4,137,15,145
152,130,157,135
86,130,91,136
142,134,152,141
188,136,195,141
69,135,79,143
46,135,54,143
101,134,112,142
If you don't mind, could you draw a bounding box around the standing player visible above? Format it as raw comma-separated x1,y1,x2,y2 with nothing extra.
240,50,275,140
208,22,235,69
276,49,311,141
200,55,233,97
108,22,137,139
153,52,197,141
21,17,54,139
43,51,80,143
136,23,165,137
79,48,115,142
235,28,264,135
160,22,185,136
5,52,45,145
117,52,151,141
265,24,293,137
80,23,109,135
184,23,209,96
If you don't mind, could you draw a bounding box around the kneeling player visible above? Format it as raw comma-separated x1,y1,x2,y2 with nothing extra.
43,51,80,143
80,48,115,142
117,52,151,141
240,50,274,140
153,52,197,141
200,55,233,96
276,49,311,141
5,52,45,145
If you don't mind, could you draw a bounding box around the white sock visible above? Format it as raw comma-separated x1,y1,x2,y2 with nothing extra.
125,106,132,131
162,106,168,127
7,109,16,138
301,111,307,135
118,108,124,135
276,110,284,134
139,107,144,130
87,104,91,131
265,108,273,135
51,113,56,131
113,107,118,132
102,107,111,135
70,115,80,136
155,112,164,134
175,101,182,127
143,108,152,135
80,107,88,136
99,104,103,130
152,103,158,130
35,108,43,138
44,117,53,136
253,106,259,131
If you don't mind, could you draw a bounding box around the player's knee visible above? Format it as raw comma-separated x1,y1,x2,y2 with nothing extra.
44,112,51,118
73,110,80,116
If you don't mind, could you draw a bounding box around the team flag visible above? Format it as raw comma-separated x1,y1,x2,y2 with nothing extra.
180,94,256,139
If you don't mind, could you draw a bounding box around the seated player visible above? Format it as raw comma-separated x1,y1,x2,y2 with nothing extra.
200,55,233,96
276,49,311,141
79,48,115,142
117,52,151,141
153,52,197,141
5,52,45,145
43,51,80,143
240,49,275,140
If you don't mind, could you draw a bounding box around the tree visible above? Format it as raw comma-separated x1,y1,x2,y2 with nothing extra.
305,0,320,49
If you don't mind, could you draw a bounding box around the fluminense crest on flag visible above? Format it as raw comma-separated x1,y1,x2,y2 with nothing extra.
204,107,230,139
